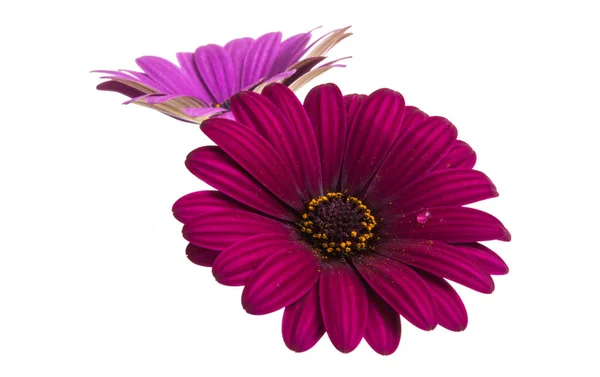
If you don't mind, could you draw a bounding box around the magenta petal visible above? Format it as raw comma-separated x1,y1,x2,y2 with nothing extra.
194,44,235,103
304,84,347,193
344,93,367,129
381,169,498,216
186,243,220,267
319,260,368,353
183,209,293,251
262,83,323,197
212,234,297,286
135,56,192,94
364,291,401,355
282,283,325,352
186,146,295,221
224,37,253,93
418,271,468,331
201,118,305,211
241,32,282,89
352,253,436,330
342,89,406,196
96,80,145,99
230,91,308,200
181,107,225,118
434,140,477,170
176,52,215,103
172,190,241,223
376,239,495,294
365,116,458,205
242,245,320,315
453,243,509,275
403,106,429,131
381,206,511,243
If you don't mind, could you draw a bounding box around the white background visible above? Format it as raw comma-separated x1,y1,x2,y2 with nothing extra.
1,0,599,375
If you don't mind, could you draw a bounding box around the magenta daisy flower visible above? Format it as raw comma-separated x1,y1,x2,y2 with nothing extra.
95,27,351,123
173,83,511,354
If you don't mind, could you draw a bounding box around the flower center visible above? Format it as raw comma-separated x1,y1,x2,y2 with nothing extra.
299,192,377,256
213,99,231,110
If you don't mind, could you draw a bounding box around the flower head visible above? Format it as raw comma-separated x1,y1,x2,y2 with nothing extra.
95,27,351,123
173,83,511,354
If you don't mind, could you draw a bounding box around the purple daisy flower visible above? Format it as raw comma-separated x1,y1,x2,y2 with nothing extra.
173,83,511,355
95,27,351,123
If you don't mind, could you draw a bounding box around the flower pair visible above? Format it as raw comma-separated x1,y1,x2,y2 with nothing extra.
96,27,510,355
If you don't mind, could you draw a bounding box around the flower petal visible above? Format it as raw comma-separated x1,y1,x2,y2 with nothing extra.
319,260,368,353
344,93,367,129
201,118,305,211
376,239,495,294
270,32,311,75
282,283,325,352
380,206,511,243
262,83,323,197
186,243,220,267
364,290,401,355
212,234,298,286
176,52,215,103
342,89,406,195
365,116,458,205
181,107,225,118
241,32,282,89
381,169,498,216
186,146,296,221
352,253,436,330
242,245,320,315
96,80,145,99
403,106,429,131
304,84,347,193
135,56,192,94
418,271,468,331
194,44,235,103
183,208,293,251
434,140,477,170
172,190,241,223
453,243,509,275
224,37,253,93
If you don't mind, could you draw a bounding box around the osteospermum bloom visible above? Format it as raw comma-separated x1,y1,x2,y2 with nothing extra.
95,27,350,123
173,83,511,354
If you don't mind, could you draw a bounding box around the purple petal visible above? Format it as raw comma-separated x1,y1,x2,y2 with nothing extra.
230,91,308,200
303,84,347,193
224,37,253,93
344,93,367,129
241,32,282,89
381,169,499,217
181,107,225,118
282,283,325,352
183,209,294,251
262,83,323,197
453,243,509,275
186,243,220,267
380,206,511,243
376,239,495,294
418,271,468,331
364,117,458,205
270,32,311,75
352,253,436,330
172,190,241,223
212,234,298,286
96,80,146,99
319,260,368,353
201,117,305,211
194,44,235,103
434,140,477,170
186,146,295,221
364,290,401,355
282,56,326,87
403,106,429,130
135,56,193,94
242,245,320,315
342,89,406,196
176,52,215,103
